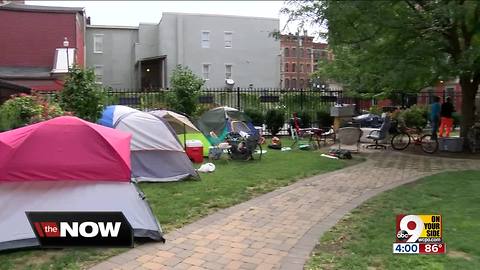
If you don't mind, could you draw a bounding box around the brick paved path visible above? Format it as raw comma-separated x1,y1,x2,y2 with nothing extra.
92,151,479,270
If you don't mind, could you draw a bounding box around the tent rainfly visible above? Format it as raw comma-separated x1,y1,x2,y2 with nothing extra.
149,110,211,156
0,116,164,251
99,105,199,182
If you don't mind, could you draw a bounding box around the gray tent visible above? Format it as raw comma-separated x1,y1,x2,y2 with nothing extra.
99,105,199,182
0,181,163,251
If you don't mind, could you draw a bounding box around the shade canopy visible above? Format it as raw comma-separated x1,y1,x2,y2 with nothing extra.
149,110,199,134
0,116,131,181
99,106,198,182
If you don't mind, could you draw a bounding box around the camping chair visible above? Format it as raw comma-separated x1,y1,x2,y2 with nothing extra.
290,113,319,150
366,116,391,150
336,127,362,152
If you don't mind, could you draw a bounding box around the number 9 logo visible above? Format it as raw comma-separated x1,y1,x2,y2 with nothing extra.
399,215,423,242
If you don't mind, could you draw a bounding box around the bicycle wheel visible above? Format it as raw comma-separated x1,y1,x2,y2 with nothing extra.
420,134,438,154
391,132,411,150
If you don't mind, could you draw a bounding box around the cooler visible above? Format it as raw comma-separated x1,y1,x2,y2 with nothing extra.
186,140,204,163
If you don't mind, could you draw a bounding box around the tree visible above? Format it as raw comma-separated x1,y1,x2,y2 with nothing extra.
282,0,480,137
60,66,106,122
167,65,204,116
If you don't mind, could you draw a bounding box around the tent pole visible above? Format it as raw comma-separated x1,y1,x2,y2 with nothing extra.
183,123,186,150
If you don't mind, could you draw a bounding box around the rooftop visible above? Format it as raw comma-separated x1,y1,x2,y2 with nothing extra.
0,3,84,13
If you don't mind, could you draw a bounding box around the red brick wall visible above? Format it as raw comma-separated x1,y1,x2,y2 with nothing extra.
0,9,82,68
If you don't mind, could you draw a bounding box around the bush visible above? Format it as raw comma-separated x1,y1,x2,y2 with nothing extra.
60,66,106,122
265,109,285,136
245,109,264,126
369,105,382,116
399,105,428,129
0,94,65,131
297,111,312,128
316,111,334,127
167,65,204,116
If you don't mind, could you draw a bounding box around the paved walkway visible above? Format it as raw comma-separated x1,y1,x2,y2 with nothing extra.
92,151,479,270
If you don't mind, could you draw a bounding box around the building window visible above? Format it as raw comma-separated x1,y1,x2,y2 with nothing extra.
94,65,103,84
285,79,290,89
307,64,311,72
93,34,104,53
224,31,233,48
292,63,296,72
306,49,311,58
225,64,232,79
292,48,296,58
300,79,304,89
300,64,304,73
300,49,304,58
202,64,210,80
284,48,289,57
284,63,289,72
201,31,210,48
292,79,297,89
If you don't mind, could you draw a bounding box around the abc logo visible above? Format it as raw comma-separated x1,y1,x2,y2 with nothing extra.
396,230,410,241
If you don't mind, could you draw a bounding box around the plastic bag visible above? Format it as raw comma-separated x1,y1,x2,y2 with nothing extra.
197,163,216,173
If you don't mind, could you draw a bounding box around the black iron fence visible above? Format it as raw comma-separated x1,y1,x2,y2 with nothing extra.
36,88,464,125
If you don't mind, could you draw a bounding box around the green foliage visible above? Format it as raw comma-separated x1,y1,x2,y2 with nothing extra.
0,94,65,131
283,0,480,134
60,66,106,122
265,109,285,135
399,105,428,129
316,110,334,127
369,105,382,116
297,111,312,128
167,65,204,116
244,108,265,126
452,112,462,128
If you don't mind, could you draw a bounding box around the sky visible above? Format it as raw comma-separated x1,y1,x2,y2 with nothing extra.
25,1,325,40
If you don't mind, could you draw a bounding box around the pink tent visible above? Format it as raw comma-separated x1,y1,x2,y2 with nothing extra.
0,116,131,181
0,116,165,251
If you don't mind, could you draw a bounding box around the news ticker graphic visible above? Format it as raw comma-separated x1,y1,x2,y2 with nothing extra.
26,212,133,248
394,214,445,254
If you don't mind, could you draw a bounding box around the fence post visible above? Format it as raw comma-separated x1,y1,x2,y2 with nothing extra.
236,87,241,110
300,88,304,111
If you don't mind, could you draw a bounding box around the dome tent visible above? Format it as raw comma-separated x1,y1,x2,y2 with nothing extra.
196,106,259,145
0,116,164,251
99,105,198,182
149,109,211,156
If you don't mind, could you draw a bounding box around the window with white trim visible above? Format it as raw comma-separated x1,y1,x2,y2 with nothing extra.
224,31,233,48
202,64,210,80
225,64,232,79
94,65,103,84
201,31,210,48
93,34,104,53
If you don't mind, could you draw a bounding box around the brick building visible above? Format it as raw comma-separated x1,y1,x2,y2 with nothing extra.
0,2,86,102
280,32,331,89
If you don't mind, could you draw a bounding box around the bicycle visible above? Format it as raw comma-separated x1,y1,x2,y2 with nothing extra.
390,127,439,154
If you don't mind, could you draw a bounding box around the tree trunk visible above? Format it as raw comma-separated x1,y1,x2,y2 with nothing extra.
459,76,479,140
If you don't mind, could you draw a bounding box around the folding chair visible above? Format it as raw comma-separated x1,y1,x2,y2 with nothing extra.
290,113,319,150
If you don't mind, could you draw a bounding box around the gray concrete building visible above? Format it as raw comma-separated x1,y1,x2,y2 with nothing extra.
86,12,281,89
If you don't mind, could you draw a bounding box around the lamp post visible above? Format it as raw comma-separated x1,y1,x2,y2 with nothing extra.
63,37,69,72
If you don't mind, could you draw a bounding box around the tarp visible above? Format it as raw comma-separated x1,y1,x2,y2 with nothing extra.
150,110,211,156
196,106,258,145
99,106,198,182
0,116,164,251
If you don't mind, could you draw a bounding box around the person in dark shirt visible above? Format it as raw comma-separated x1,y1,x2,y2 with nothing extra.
439,96,455,137
430,96,441,139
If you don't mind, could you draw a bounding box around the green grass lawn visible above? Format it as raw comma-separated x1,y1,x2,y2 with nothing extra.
0,139,360,270
306,170,480,270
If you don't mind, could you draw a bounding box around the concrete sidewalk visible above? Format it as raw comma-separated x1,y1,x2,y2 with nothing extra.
91,151,479,270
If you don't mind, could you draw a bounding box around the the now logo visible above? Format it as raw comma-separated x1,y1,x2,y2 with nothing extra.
27,212,133,248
